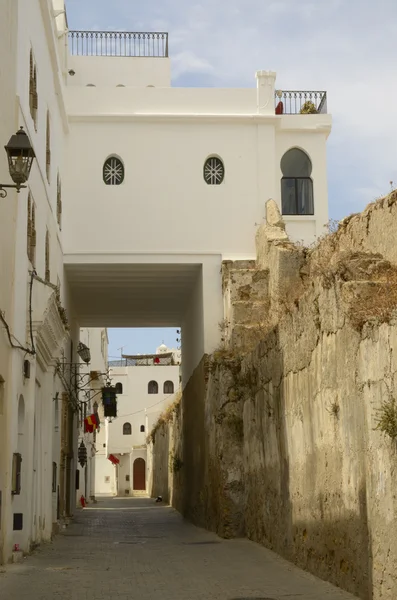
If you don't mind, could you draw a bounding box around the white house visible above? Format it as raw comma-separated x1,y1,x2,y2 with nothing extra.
0,0,332,564
95,344,180,497
75,328,109,506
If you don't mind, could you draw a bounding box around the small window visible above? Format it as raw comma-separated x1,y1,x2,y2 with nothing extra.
45,230,50,282
27,194,36,266
148,380,158,394
280,148,313,215
140,425,145,433
163,381,174,394
52,462,57,493
123,422,132,435
125,474,130,481
105,476,110,483
29,50,38,129
57,174,62,229
204,156,225,185
115,382,123,394
46,111,51,183
11,453,22,495
103,156,124,185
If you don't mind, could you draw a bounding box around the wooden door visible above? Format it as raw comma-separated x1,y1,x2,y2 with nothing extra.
133,458,146,490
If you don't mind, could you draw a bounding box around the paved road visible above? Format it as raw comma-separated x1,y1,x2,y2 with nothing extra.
0,497,358,600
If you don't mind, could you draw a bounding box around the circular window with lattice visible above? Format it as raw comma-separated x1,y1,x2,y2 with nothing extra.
203,156,225,185
103,156,124,185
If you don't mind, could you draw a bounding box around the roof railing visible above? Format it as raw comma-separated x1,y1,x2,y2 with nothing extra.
68,31,169,58
275,90,327,114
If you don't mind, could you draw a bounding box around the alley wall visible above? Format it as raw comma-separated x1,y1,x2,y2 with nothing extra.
151,193,397,600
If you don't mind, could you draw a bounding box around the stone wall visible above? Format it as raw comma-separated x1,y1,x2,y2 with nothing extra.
151,195,397,600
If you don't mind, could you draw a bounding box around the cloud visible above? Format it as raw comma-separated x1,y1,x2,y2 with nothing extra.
65,0,397,220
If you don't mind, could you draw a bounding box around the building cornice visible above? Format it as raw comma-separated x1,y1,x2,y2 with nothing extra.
67,112,332,133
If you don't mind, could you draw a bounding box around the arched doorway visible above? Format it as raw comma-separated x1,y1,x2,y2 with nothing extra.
133,458,146,491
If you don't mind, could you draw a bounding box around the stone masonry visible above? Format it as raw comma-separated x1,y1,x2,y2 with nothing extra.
150,194,397,600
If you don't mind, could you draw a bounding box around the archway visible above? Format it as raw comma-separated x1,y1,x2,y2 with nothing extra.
133,458,146,491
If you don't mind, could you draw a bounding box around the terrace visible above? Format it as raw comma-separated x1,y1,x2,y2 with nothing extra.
67,31,327,114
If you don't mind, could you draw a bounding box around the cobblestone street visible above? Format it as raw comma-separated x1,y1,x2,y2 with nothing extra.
0,498,358,600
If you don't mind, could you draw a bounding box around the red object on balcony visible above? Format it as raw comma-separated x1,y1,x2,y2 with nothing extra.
275,101,284,115
108,454,120,465
154,356,160,364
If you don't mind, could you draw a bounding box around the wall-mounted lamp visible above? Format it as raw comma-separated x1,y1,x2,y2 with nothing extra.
0,127,36,198
77,342,91,364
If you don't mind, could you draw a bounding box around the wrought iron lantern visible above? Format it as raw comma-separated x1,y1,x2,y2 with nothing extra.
77,342,91,364
102,384,117,418
78,440,87,467
1,127,36,197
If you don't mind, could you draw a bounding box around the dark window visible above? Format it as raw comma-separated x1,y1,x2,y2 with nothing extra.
140,425,145,432
11,453,22,495
75,469,80,490
123,422,132,435
13,513,23,531
126,474,130,481
148,380,158,394
163,380,174,394
103,156,124,185
52,462,57,493
280,148,313,215
115,382,123,394
204,156,224,185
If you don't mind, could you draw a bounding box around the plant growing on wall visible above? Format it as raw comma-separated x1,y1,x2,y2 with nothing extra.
374,397,397,440
169,451,183,473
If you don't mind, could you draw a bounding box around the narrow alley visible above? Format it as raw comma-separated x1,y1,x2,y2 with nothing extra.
0,498,357,600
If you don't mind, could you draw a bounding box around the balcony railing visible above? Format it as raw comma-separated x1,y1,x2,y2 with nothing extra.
275,90,327,115
68,31,169,57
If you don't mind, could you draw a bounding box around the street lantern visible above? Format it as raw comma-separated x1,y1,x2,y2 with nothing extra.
1,127,36,197
77,342,91,364
78,440,87,467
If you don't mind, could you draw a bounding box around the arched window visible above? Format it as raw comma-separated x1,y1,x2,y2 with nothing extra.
280,148,313,215
123,422,131,435
148,380,158,394
115,382,123,394
93,401,98,413
140,425,145,432
163,381,174,394
204,156,225,185
103,156,125,186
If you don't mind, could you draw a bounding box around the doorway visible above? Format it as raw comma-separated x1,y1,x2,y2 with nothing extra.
133,458,146,491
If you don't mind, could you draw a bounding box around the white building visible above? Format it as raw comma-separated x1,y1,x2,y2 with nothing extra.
95,345,180,497
0,0,332,564
75,328,108,506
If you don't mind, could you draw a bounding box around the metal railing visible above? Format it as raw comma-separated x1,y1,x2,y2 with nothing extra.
68,31,169,57
275,90,327,115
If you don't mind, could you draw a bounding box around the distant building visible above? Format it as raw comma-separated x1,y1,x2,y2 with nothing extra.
95,345,180,496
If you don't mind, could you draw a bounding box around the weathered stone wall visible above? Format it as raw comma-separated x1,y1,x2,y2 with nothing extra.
152,194,397,600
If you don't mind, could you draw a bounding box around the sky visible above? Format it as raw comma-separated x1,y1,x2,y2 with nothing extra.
65,0,397,357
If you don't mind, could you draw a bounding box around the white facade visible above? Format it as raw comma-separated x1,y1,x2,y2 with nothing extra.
75,328,108,506
0,0,332,564
95,345,180,497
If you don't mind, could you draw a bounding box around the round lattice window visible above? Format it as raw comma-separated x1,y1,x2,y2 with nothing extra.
103,156,124,185
204,156,225,185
